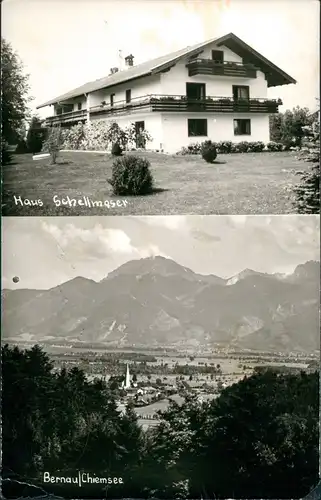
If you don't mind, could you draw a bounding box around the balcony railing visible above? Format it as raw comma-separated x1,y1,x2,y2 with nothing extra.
45,109,87,126
90,95,281,115
45,95,282,124
149,95,281,113
186,59,257,78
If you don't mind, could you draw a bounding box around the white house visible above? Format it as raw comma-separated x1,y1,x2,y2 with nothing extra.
37,33,296,154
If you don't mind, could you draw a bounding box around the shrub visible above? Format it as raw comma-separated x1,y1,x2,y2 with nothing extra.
58,121,152,152
217,140,233,154
43,126,63,164
108,155,154,195
1,141,12,165
125,123,152,150
177,146,190,155
15,139,29,154
187,143,202,154
201,140,217,163
235,141,250,153
177,143,202,155
294,165,320,213
266,141,284,152
247,141,265,152
111,142,122,156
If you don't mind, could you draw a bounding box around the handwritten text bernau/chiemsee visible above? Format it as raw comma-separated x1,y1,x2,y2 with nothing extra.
13,195,129,209
43,471,123,487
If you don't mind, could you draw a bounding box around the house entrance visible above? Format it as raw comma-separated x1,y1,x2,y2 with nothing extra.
135,121,146,148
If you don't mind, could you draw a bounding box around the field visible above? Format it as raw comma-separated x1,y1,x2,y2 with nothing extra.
2,150,304,216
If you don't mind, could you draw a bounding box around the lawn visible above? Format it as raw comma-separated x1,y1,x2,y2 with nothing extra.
2,150,304,216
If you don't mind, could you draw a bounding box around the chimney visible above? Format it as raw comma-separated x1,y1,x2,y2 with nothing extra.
110,67,119,75
125,54,134,68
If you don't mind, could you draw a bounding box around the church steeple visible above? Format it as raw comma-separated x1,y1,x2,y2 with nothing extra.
122,363,131,389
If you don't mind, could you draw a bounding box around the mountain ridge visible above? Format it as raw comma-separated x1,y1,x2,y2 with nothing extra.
2,257,319,353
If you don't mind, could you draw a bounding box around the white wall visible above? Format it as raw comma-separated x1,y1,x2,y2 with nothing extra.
160,42,268,99
160,60,268,99
89,74,162,106
200,44,242,63
161,113,270,153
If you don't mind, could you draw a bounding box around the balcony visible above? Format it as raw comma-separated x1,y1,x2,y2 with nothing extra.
45,95,282,125
90,95,281,115
45,109,87,126
186,59,257,78
149,95,282,113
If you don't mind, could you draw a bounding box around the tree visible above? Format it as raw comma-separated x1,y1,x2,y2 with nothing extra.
293,106,320,213
270,106,314,148
26,116,47,153
44,126,62,164
194,370,319,499
1,38,31,148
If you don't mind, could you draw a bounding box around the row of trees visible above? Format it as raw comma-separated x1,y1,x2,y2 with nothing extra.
1,38,46,163
270,103,320,214
269,105,316,147
2,344,319,499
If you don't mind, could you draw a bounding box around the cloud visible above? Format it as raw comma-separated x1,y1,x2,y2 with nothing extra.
141,216,188,231
41,222,170,261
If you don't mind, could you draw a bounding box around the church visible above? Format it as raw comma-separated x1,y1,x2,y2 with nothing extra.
121,363,132,390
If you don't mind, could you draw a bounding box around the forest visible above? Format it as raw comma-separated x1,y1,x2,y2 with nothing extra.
2,344,319,499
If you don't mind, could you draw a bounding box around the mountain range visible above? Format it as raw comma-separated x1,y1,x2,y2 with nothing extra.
2,257,320,353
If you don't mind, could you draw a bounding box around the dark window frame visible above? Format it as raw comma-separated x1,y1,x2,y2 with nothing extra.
232,85,250,101
110,93,115,106
77,102,82,110
211,50,224,63
186,82,206,100
61,104,74,114
125,89,132,103
234,119,251,136
188,118,208,137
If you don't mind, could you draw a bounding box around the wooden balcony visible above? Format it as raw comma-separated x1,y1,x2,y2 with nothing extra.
90,95,281,115
186,59,257,78
149,95,282,113
45,95,282,125
45,109,87,126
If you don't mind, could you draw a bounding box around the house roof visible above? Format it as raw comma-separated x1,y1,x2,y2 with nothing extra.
37,32,296,109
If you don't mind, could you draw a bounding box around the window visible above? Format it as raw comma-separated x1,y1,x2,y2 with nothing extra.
234,119,251,136
233,85,250,100
212,50,224,63
62,104,73,114
186,82,206,100
110,93,115,106
77,102,82,110
125,89,132,103
188,119,208,137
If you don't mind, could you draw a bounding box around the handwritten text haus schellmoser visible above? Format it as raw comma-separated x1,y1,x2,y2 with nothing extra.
13,196,129,209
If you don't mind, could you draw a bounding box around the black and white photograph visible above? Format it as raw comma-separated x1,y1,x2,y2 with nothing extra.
1,215,320,499
1,1,320,499
1,0,319,216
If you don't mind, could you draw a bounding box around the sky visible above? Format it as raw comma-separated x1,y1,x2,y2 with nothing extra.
2,0,319,116
2,215,319,290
